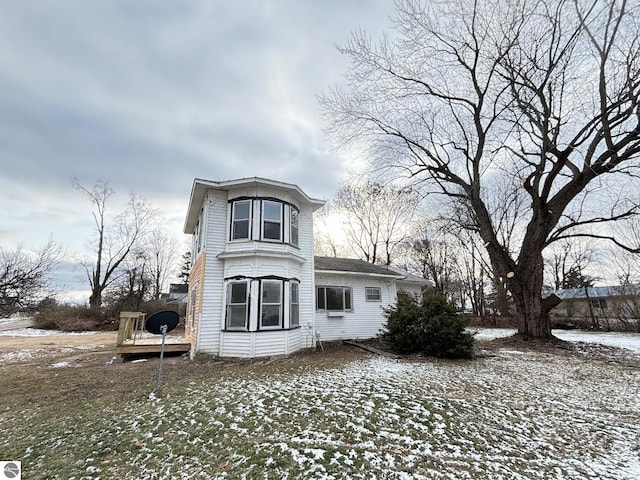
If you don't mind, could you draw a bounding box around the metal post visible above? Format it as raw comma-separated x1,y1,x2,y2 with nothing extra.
156,324,168,393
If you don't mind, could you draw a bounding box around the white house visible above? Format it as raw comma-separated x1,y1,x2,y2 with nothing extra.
183,177,429,358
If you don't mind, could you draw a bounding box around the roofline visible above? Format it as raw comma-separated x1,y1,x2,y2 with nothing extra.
314,269,404,280
184,177,326,233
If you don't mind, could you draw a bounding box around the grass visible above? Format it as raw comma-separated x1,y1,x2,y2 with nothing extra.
1,343,639,479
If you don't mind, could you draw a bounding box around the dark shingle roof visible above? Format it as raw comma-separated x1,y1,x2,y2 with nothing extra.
314,257,430,286
550,285,640,300
314,256,402,277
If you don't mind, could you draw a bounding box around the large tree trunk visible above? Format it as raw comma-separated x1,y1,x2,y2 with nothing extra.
509,252,553,338
89,289,102,311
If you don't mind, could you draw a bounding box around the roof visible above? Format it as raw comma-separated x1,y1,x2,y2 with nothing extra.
550,285,640,300
169,283,188,294
184,177,326,233
386,265,433,286
314,256,430,285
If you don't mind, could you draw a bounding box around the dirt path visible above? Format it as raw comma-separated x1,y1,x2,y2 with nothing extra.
0,331,117,353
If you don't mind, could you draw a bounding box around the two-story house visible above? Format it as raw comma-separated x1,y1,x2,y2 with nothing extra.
183,177,428,358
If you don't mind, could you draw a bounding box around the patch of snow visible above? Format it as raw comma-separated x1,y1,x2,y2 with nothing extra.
469,327,640,353
0,328,101,337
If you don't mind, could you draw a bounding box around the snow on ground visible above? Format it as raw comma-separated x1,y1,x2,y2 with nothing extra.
0,328,99,337
469,327,640,354
14,354,639,480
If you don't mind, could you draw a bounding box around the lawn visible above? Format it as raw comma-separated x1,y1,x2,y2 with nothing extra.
1,340,639,479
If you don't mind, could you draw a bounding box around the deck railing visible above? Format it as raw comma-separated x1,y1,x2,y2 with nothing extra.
116,311,147,346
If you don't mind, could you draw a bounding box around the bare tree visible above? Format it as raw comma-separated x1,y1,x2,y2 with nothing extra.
313,203,347,258
0,240,62,316
74,179,157,310
148,229,177,299
334,179,421,265
544,239,599,290
322,0,640,339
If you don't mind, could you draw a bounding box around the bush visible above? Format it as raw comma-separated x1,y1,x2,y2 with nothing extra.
33,301,113,332
381,294,474,359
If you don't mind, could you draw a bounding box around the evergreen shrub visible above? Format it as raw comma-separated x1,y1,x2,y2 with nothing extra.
382,294,474,359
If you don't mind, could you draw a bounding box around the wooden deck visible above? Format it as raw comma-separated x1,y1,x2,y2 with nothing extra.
115,311,191,357
115,340,191,356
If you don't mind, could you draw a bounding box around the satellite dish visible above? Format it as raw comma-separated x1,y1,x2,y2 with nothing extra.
145,311,180,335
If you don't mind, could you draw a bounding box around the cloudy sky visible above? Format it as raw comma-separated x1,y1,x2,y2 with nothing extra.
0,1,394,299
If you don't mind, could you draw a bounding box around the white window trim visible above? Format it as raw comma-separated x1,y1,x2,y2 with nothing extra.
260,280,282,329
290,281,300,328
230,200,252,241
226,281,249,330
289,206,300,248
316,286,353,312
261,200,283,242
365,286,382,302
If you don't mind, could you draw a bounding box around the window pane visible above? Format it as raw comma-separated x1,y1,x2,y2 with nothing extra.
263,201,281,221
290,209,299,246
232,220,249,239
290,304,299,327
234,201,250,219
228,305,247,328
326,287,344,310
262,281,281,303
345,288,352,310
316,287,325,310
261,305,281,327
263,221,281,240
230,283,247,303
291,282,299,303
366,287,381,301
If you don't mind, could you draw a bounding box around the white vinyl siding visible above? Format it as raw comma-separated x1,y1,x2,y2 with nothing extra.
314,274,397,342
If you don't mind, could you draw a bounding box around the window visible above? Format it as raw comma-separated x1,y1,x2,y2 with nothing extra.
231,200,251,240
290,282,300,327
290,208,299,247
262,200,282,241
189,283,198,329
226,282,249,329
317,286,352,311
261,280,282,328
365,287,382,302
590,298,607,309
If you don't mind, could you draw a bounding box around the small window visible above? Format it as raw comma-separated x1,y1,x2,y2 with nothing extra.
231,200,251,240
226,282,249,329
290,208,299,247
365,287,381,302
290,282,300,327
261,280,282,328
262,200,282,241
317,286,352,311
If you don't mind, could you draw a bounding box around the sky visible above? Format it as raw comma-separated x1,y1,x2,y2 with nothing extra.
0,0,394,300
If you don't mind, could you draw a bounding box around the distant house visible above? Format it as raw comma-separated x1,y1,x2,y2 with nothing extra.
550,285,640,328
182,177,430,359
